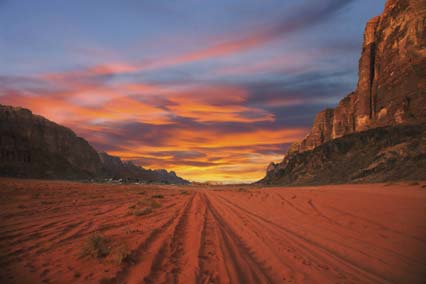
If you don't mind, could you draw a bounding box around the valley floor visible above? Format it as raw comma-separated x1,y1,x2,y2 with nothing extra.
0,178,425,284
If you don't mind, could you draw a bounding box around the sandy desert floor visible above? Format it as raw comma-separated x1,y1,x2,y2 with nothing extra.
0,178,425,284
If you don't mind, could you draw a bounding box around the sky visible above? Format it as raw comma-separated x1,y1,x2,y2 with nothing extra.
0,0,386,183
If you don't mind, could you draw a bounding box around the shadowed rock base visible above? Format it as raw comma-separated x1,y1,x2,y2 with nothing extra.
261,124,426,185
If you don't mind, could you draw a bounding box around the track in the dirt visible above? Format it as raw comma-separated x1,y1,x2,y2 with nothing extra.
0,179,425,284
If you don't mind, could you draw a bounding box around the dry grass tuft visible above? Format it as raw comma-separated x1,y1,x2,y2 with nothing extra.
132,207,153,216
151,194,164,199
81,232,110,259
150,200,162,209
114,244,132,265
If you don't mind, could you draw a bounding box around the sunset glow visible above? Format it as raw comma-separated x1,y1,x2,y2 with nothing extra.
0,0,386,183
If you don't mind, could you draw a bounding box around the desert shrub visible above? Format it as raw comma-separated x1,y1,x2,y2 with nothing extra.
180,190,190,195
32,193,41,199
81,233,110,258
150,200,162,209
114,244,132,265
129,198,161,216
151,194,164,199
136,199,149,206
132,207,152,216
137,191,146,195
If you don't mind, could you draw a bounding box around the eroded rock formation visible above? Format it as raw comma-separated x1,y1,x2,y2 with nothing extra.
0,104,189,184
0,105,104,179
262,0,426,184
293,0,426,153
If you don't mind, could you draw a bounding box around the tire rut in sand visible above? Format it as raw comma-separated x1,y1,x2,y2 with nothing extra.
213,193,393,284
197,204,227,284
142,193,196,284
105,198,190,284
200,192,275,284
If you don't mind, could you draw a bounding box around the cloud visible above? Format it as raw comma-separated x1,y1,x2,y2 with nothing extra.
0,65,347,183
0,0,358,183
37,0,355,78
129,0,356,71
164,85,275,123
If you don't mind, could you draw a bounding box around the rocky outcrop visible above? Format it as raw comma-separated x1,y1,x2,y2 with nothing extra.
0,105,104,179
261,0,426,184
260,124,426,185
289,109,335,154
0,104,189,184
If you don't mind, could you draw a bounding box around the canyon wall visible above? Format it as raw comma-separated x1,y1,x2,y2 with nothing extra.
289,0,426,154
263,0,426,184
0,105,104,179
0,104,189,184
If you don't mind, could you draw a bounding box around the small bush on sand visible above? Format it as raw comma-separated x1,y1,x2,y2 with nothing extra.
180,190,190,195
150,200,162,209
81,233,110,259
151,194,164,199
132,207,152,216
114,244,132,265
137,191,146,195
135,199,149,206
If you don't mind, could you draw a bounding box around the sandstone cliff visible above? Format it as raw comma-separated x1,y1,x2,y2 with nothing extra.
0,105,104,179
0,104,189,184
262,0,426,184
290,0,426,154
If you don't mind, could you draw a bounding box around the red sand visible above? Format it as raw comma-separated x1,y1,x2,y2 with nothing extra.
0,178,425,284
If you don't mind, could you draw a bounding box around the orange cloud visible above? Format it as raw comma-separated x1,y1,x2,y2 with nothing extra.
1,73,310,183
108,127,307,183
166,86,275,123
42,63,139,82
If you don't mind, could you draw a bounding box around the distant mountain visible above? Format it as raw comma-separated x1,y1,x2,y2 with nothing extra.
0,104,189,184
261,0,426,185
99,152,189,184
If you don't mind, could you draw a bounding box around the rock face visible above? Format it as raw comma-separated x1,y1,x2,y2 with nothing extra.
0,104,189,184
261,125,426,185
0,105,104,179
292,0,426,154
262,0,426,184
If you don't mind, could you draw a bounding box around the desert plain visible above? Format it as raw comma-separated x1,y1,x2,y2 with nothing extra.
0,178,425,284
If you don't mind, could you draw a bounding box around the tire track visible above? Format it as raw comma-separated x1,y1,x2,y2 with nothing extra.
143,193,196,284
105,199,189,284
201,192,276,284
212,192,394,284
